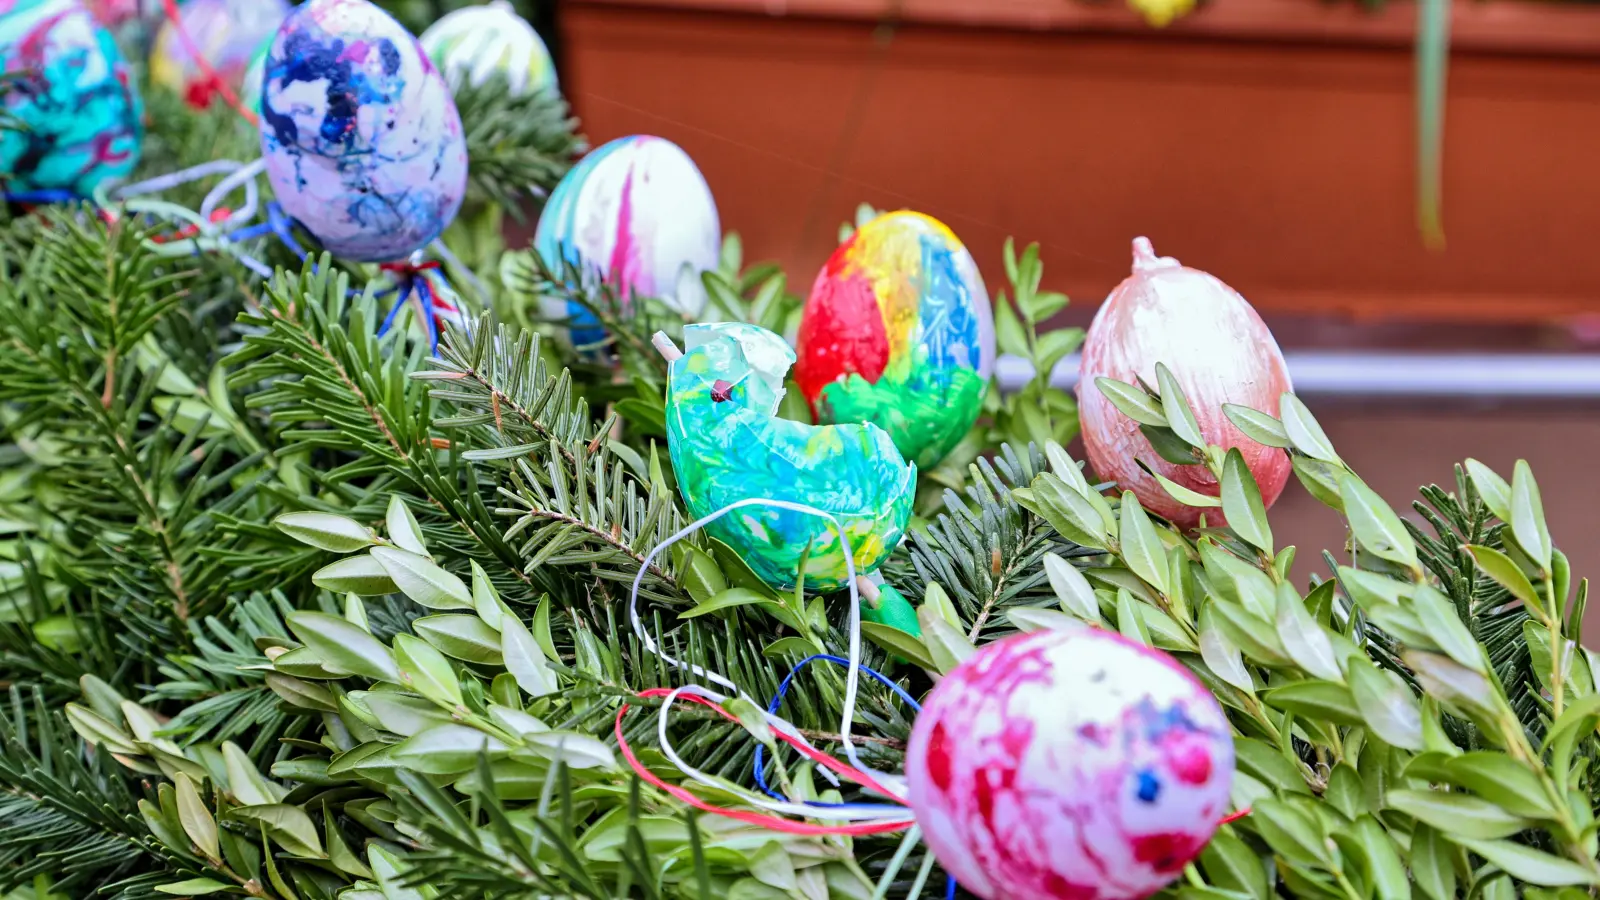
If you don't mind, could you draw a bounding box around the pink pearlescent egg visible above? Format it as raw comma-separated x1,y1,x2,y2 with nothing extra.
907,629,1234,900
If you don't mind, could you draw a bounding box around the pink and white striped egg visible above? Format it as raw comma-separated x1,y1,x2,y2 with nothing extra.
907,629,1234,900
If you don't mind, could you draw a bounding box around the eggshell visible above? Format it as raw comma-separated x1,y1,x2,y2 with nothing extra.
793,210,995,468
907,629,1235,900
0,0,142,195
259,0,467,262
534,134,720,347
419,0,556,97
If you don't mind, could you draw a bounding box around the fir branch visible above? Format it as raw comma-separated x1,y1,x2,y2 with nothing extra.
453,76,584,216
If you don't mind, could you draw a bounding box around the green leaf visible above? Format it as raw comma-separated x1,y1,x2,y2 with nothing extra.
1141,424,1202,466
1221,449,1272,554
1144,464,1222,508
174,773,219,862
414,615,504,665
1386,789,1533,839
223,742,280,806
860,622,936,671
1119,492,1170,595
680,587,779,619
500,610,556,698
1116,588,1152,647
922,614,975,674
1261,680,1362,725
1347,660,1423,751
1464,458,1512,522
361,693,453,737
1155,363,1204,447
1465,544,1540,610
1441,752,1556,819
264,673,339,713
226,805,324,858
1340,475,1419,570
1223,404,1292,449
1292,455,1345,512
1042,553,1099,623
286,611,400,683
369,845,423,900
675,543,727,602
1096,377,1168,427
519,731,618,770
1200,541,1275,620
1199,830,1268,900
1198,605,1253,693
274,512,376,553
1252,797,1329,867
1452,838,1600,886
64,703,139,755
468,562,504,631
394,634,462,706
1023,473,1110,550
1349,815,1410,900
1409,584,1484,672
311,554,398,596
920,582,960,629
1275,582,1340,682
1234,737,1311,794
155,879,232,896
1007,607,1084,633
532,594,557,661
1510,460,1552,571
324,804,372,878
391,725,507,775
1279,394,1340,463
995,295,1029,358
384,496,428,556
371,547,473,610
1412,825,1456,900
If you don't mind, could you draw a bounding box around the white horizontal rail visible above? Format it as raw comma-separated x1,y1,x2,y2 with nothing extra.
996,353,1600,399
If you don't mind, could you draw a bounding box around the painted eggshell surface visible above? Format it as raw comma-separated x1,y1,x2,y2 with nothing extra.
260,0,467,263
534,135,720,348
0,0,141,195
151,0,289,104
907,629,1234,900
419,0,556,97
794,210,996,469
666,322,914,592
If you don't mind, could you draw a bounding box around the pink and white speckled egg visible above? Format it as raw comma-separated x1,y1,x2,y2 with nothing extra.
907,629,1234,900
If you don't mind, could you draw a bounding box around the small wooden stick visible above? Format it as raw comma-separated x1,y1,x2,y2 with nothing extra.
854,575,881,609
652,331,682,362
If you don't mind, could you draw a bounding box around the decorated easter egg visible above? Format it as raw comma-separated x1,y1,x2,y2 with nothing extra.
237,33,271,115
151,0,289,108
793,210,995,469
665,322,914,592
0,0,142,195
420,0,556,97
82,0,137,28
907,629,1234,900
259,0,468,263
534,135,720,348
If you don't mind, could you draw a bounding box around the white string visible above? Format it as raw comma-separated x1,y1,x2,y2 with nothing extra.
628,496,885,787
114,159,243,199
200,156,266,228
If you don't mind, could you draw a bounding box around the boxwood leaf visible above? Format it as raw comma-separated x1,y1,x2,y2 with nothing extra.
371,547,472,610
413,615,504,665
274,512,376,553
1221,448,1272,554
1452,838,1600,886
1340,475,1418,570
1223,404,1292,449
1510,460,1552,571
1279,394,1340,463
1096,377,1167,427
1387,788,1532,839
311,555,397,596
385,495,428,557
286,611,400,684
394,634,461,706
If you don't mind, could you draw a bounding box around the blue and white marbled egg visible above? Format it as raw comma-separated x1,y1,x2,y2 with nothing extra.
534,135,720,347
0,0,142,196
259,0,467,262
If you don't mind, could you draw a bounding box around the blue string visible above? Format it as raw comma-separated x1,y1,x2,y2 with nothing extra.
4,189,79,205
415,275,439,350
377,279,413,338
266,202,308,258
755,654,957,898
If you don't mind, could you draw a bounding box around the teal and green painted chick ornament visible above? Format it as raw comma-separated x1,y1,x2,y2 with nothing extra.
658,323,916,592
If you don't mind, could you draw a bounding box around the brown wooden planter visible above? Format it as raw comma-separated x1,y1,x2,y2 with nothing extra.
558,0,1600,323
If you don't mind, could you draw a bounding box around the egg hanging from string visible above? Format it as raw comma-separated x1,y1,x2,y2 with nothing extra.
663,322,914,592
0,0,142,196
534,134,721,349
419,0,556,98
907,628,1235,900
259,0,468,263
150,0,289,109
793,210,996,469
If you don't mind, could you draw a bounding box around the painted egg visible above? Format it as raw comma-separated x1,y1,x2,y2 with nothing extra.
534,134,720,348
82,0,137,28
237,32,271,115
907,629,1234,900
259,0,468,263
419,0,556,98
0,0,142,196
793,210,996,469
151,0,289,107
666,322,915,591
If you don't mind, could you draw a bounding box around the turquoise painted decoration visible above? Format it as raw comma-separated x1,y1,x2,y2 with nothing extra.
665,322,915,592
0,0,143,195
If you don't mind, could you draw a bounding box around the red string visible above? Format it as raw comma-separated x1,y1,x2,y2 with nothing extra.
378,260,444,274
615,688,915,837
158,0,259,127
1219,807,1252,825
150,206,231,244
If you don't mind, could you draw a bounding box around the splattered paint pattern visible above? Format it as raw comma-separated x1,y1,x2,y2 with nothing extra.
0,0,141,195
907,629,1234,900
259,0,466,262
534,134,720,347
794,210,996,469
666,323,914,592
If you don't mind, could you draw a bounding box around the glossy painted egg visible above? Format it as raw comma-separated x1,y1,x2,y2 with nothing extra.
907,629,1235,900
793,210,995,469
237,32,270,115
534,134,720,347
151,0,289,107
420,0,556,97
0,0,142,195
259,0,468,263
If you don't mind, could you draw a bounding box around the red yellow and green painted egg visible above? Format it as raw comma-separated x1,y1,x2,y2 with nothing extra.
794,210,996,469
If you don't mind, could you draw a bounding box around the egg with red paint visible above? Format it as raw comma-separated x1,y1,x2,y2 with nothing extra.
907,628,1234,900
533,134,720,348
259,0,467,262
